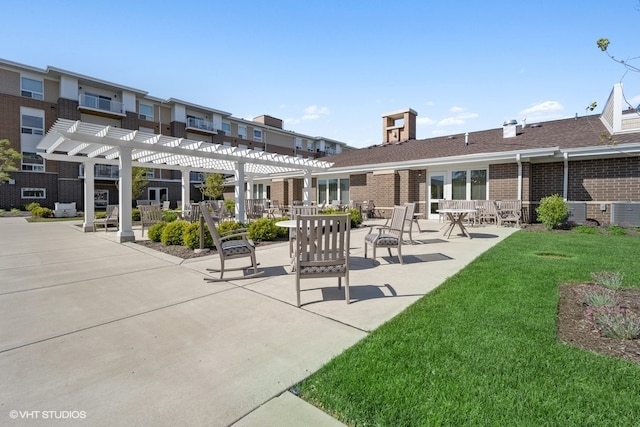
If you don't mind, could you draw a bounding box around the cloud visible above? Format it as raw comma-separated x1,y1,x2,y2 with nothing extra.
436,109,479,128
283,105,331,126
303,105,330,116
425,101,435,107
519,101,564,123
416,116,435,126
437,117,465,127
519,101,563,116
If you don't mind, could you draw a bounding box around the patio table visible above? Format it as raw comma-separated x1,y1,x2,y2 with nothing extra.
437,208,477,239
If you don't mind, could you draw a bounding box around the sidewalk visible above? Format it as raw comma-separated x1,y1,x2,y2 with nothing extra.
0,217,518,426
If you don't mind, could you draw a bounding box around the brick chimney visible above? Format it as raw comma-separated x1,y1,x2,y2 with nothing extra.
382,109,417,143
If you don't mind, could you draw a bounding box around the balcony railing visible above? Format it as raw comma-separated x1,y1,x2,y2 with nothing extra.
78,94,124,115
186,117,216,133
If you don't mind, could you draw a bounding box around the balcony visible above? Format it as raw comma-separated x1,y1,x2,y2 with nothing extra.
186,117,217,134
78,94,125,117
79,164,119,180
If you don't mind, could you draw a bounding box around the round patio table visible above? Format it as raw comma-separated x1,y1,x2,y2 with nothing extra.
437,208,477,239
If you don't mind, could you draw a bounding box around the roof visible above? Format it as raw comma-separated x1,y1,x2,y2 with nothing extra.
37,119,333,177
326,115,640,171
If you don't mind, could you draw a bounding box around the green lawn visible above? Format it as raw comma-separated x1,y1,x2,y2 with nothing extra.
298,231,640,426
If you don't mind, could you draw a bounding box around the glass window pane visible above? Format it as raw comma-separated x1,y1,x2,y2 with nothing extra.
471,170,487,200
451,170,467,200
339,179,349,204
22,77,43,92
328,179,338,202
318,180,327,204
22,114,43,129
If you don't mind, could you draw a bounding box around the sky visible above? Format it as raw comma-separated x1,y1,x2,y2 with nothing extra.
2,1,640,148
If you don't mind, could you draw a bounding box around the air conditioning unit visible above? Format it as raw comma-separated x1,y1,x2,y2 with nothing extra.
610,202,640,226
566,202,587,224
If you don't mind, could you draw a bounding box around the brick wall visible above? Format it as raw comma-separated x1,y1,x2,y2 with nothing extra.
489,163,520,200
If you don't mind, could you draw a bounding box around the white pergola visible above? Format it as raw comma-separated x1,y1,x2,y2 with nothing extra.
37,119,333,242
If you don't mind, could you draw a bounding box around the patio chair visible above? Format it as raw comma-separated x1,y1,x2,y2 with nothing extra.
288,205,320,257
364,205,408,265
295,213,350,307
93,204,119,232
162,200,171,211
139,204,163,236
495,200,522,227
199,202,263,282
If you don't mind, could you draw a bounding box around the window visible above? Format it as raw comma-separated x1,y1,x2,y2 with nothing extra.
21,77,43,100
221,122,231,135
21,114,44,136
22,188,46,199
470,170,487,200
451,171,467,200
295,137,303,150
253,129,262,142
317,178,350,204
139,103,154,121
21,111,45,172
307,141,314,152
21,152,45,171
238,125,247,139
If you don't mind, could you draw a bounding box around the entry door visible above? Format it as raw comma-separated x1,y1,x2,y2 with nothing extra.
148,187,168,203
428,172,445,220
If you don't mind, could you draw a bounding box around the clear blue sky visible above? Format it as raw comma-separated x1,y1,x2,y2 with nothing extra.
3,1,639,148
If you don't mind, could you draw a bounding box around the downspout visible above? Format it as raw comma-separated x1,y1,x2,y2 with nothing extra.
563,152,569,200
516,153,522,200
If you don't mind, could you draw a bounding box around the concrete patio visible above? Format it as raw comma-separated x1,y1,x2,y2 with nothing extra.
0,216,518,426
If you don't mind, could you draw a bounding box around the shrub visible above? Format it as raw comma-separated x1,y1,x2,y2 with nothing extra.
224,199,235,214
584,290,618,307
217,220,244,237
591,271,624,290
10,208,21,215
247,217,280,241
347,208,363,228
595,309,640,340
572,225,596,234
162,210,178,222
536,194,568,230
31,206,53,218
183,221,213,249
148,222,167,242
160,220,188,246
606,225,627,235
131,208,141,222
24,202,41,212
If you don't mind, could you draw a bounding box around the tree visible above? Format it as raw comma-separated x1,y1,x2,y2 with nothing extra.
0,139,21,184
199,173,224,200
115,166,150,199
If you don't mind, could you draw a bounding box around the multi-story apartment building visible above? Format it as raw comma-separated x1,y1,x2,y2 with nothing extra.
0,58,352,210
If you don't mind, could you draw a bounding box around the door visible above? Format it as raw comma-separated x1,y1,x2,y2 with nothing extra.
428,172,445,220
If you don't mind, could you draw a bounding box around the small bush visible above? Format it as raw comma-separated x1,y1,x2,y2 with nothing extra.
247,217,280,241
25,202,41,212
347,208,363,228
148,222,167,242
606,225,627,235
584,290,618,307
536,194,568,230
217,220,244,237
572,225,596,234
224,199,235,214
132,208,141,222
31,206,53,218
183,222,213,249
162,210,178,222
591,271,624,290
595,309,640,340
160,220,189,246
10,208,21,215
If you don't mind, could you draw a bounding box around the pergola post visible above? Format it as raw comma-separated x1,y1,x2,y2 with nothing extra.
82,161,95,232
181,168,191,211
303,169,312,205
117,147,135,243
235,161,246,223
